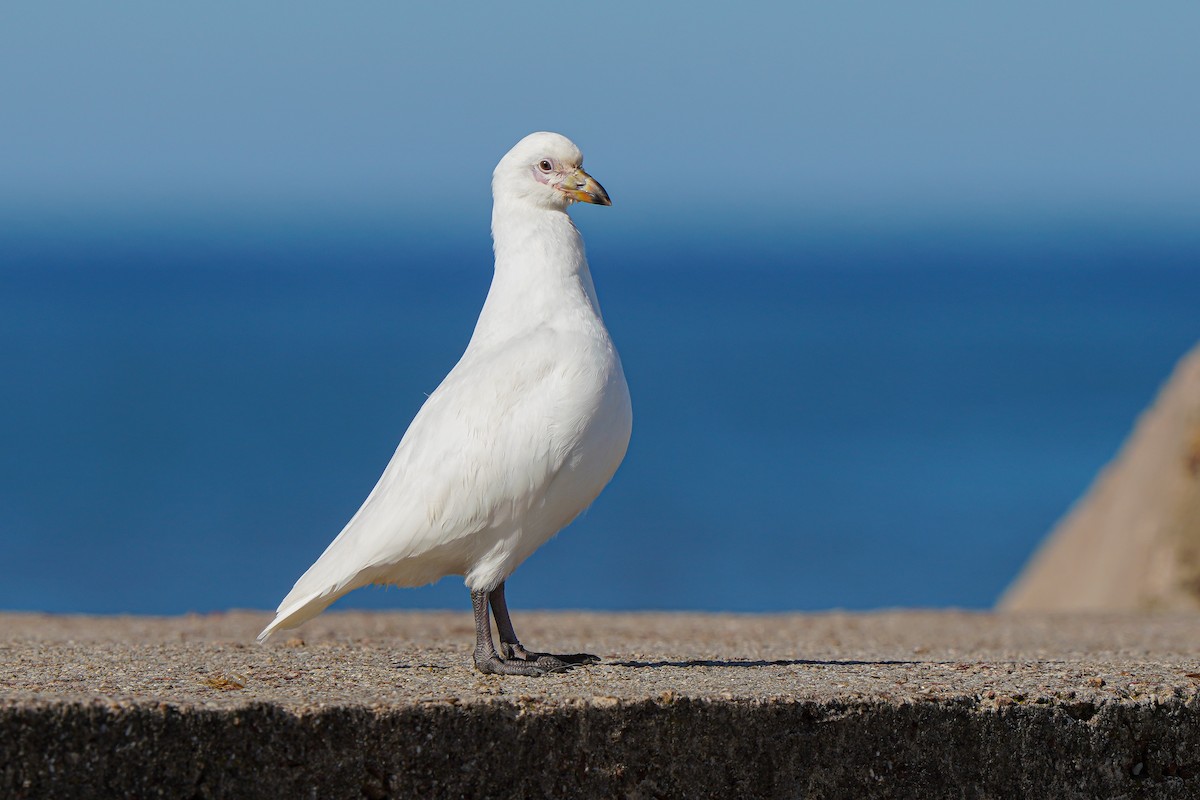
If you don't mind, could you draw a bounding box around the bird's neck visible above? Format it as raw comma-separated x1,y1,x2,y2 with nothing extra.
470,202,605,345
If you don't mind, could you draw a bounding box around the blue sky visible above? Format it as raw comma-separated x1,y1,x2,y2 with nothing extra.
3,2,1198,235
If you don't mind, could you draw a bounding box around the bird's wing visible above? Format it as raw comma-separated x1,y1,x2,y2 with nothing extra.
259,328,602,638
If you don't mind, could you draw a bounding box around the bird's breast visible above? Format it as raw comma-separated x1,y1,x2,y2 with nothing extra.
543,330,631,496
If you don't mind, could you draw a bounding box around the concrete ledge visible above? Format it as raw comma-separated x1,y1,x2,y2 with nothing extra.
4,611,1200,799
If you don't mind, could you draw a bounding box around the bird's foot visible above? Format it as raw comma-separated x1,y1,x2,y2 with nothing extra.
501,643,601,667
474,653,573,677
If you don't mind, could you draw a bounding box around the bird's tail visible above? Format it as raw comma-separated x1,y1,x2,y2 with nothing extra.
257,590,339,643
257,563,380,642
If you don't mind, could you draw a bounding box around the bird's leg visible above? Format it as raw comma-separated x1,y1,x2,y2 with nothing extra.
471,589,555,676
487,581,534,661
487,582,600,667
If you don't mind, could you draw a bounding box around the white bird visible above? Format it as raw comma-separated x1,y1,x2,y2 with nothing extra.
258,132,632,676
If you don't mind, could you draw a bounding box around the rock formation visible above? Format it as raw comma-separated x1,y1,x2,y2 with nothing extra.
1000,342,1200,611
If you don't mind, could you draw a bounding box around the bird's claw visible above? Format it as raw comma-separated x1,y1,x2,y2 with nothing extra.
474,654,571,677
500,643,600,666
558,652,602,665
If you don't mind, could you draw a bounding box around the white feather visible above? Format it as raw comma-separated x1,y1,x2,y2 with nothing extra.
258,133,632,642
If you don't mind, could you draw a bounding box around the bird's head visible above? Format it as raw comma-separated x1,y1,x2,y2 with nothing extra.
492,132,611,211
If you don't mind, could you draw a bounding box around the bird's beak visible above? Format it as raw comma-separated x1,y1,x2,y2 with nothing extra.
561,168,612,206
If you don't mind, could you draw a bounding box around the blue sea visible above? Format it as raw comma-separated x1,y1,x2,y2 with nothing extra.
2,219,1197,616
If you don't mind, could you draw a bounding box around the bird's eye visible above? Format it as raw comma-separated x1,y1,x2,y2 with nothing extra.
538,160,553,173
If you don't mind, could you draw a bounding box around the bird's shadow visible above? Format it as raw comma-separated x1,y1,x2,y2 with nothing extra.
394,658,929,670
609,658,921,669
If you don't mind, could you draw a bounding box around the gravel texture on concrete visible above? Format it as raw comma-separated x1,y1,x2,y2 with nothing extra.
3,610,1200,799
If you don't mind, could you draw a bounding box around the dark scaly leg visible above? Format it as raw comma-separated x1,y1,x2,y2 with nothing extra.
488,582,600,667
471,589,558,676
